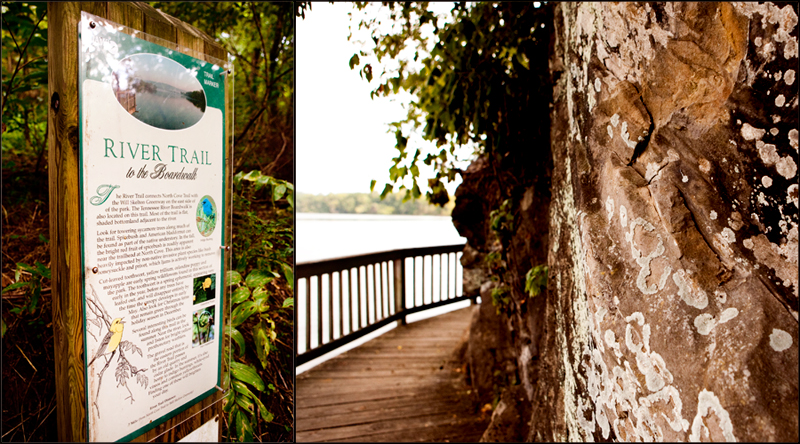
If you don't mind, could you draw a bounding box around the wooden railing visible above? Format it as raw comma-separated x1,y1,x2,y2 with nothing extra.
296,244,469,365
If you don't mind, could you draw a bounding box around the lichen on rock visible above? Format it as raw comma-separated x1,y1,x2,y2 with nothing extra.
457,2,798,442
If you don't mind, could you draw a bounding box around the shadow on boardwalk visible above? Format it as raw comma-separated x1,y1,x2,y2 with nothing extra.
296,306,490,442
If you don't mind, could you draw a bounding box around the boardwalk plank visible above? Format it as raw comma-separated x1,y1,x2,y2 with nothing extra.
296,306,487,442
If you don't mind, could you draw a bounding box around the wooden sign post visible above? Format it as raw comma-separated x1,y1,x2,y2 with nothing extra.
48,2,233,441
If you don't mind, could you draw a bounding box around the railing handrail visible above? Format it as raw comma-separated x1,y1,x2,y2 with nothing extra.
296,243,468,366
296,244,466,278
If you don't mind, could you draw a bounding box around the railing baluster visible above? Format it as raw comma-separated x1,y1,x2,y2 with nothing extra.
371,263,377,322
431,255,435,303
438,255,443,302
324,274,332,342
365,265,371,325
317,274,323,347
420,256,425,306
413,257,418,307
383,262,389,318
379,262,385,318
339,270,344,337
356,266,362,329
305,278,311,352
445,253,450,300
442,253,450,299
377,262,382,319
457,252,463,297
348,268,355,332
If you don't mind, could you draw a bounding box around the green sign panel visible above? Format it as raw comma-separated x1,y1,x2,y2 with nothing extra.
78,12,227,442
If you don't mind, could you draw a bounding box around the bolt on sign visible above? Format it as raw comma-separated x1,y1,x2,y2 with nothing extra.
78,12,228,442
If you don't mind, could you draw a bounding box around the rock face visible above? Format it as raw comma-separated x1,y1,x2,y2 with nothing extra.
456,2,798,442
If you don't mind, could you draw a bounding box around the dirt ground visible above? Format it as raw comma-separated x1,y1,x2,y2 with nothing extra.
2,167,56,442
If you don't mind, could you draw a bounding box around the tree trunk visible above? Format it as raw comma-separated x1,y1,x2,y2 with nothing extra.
459,2,798,441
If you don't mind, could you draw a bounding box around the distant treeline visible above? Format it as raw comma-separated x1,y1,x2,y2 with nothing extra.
297,192,455,216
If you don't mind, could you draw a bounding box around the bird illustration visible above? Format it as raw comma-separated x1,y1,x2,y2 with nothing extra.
88,318,125,367
201,198,214,220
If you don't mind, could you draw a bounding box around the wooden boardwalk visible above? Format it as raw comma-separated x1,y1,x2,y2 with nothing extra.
296,306,489,442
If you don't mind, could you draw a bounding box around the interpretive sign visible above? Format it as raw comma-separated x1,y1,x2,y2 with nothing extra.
78,12,226,442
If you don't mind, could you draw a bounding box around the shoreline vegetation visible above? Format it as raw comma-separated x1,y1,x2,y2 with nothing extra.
297,191,455,216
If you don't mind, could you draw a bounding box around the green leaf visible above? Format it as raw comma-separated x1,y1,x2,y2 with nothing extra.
227,405,239,437
2,282,30,293
281,262,294,290
231,301,258,327
235,409,254,443
226,270,243,286
225,325,246,357
252,394,274,423
256,174,272,188
253,321,270,369
233,380,256,404
273,183,287,201
380,183,393,199
222,389,237,413
245,269,275,289
252,287,269,312
1,318,7,339
231,286,251,304
525,265,548,298
242,170,262,182
233,381,256,415
233,171,244,184
370,179,376,192
231,361,265,391
282,297,294,308
349,53,360,69
17,262,35,274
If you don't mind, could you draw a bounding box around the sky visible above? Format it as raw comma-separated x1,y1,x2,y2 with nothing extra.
296,2,467,196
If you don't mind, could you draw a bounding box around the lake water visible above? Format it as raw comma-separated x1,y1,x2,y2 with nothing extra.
295,213,473,373
296,213,466,263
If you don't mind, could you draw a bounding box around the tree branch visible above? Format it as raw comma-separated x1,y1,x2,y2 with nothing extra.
264,132,289,176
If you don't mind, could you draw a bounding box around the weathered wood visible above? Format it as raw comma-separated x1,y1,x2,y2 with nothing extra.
298,392,467,419
48,3,230,441
49,4,86,440
106,2,142,31
296,307,487,442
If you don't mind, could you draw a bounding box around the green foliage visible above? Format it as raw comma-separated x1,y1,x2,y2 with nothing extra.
223,267,286,442
483,250,504,273
232,171,293,281
227,169,294,441
151,2,294,181
489,199,514,235
490,284,512,315
296,191,454,215
349,2,553,206
525,264,548,298
2,261,49,316
2,1,49,172
235,170,295,210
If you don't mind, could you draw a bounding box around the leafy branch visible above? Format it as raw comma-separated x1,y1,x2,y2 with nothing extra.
1,5,47,118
